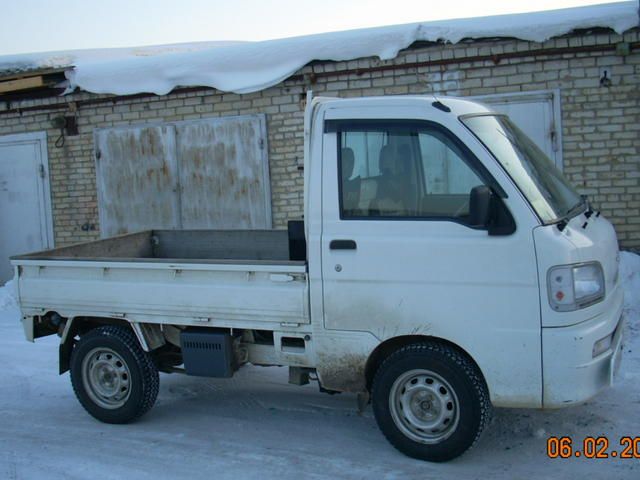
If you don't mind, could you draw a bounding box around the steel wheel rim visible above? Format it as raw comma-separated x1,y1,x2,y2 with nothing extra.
389,369,460,444
81,347,132,409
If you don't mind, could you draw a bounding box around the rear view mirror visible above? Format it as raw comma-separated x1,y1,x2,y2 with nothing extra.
469,185,492,228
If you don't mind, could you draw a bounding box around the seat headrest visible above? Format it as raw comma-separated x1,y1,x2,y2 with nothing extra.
379,145,395,174
341,147,355,180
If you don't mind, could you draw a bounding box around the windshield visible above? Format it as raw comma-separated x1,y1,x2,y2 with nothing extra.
461,114,583,224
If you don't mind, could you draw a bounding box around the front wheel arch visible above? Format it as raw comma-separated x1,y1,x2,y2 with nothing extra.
364,335,488,395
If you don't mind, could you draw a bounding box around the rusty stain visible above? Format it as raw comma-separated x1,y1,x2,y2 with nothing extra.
226,168,237,186
213,142,225,166
227,143,237,160
192,150,203,168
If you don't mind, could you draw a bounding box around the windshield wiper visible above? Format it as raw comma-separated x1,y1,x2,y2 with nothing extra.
581,195,595,229
583,195,594,218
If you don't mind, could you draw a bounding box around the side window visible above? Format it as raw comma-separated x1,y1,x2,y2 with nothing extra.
338,124,487,222
418,131,485,218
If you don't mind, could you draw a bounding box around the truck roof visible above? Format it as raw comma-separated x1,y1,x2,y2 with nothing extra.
312,95,495,118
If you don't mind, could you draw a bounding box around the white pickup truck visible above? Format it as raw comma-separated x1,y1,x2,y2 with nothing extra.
12,95,624,462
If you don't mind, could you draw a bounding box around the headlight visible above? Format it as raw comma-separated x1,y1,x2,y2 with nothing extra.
548,262,605,311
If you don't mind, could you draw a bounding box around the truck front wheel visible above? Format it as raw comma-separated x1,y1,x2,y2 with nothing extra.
70,325,159,424
372,342,491,462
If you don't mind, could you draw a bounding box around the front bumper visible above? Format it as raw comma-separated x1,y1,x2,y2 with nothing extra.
542,284,624,408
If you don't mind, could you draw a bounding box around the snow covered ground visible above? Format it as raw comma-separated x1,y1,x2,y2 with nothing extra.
0,254,638,479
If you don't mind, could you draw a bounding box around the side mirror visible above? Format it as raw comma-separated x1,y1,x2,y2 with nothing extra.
469,185,492,228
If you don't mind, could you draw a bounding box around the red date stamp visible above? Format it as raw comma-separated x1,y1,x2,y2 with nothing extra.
547,436,640,459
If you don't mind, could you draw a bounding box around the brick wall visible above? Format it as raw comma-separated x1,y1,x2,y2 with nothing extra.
0,28,638,247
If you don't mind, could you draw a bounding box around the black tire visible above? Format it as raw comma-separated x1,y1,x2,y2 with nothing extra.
70,325,159,424
372,342,491,462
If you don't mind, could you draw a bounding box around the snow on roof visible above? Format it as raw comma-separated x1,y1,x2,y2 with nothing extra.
0,1,637,96
0,41,246,77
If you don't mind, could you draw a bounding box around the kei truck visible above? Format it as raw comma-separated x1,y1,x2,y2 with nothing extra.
10,95,624,462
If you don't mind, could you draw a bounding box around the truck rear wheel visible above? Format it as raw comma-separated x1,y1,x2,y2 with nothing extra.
70,325,159,424
371,342,491,462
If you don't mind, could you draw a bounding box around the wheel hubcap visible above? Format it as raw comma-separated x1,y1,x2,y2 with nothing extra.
81,347,131,409
389,369,460,444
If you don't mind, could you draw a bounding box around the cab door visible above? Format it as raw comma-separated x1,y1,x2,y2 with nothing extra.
319,109,543,407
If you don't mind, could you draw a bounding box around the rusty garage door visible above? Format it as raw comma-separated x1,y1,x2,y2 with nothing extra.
95,124,180,236
95,115,271,237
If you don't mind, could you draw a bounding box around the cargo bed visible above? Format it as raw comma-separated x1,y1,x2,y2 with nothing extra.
12,230,309,330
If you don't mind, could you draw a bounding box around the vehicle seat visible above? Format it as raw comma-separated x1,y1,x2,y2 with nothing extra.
371,146,409,216
341,147,361,215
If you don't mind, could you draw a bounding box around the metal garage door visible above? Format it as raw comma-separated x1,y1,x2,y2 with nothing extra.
469,90,563,168
176,117,272,229
0,132,53,283
95,115,271,237
95,124,180,237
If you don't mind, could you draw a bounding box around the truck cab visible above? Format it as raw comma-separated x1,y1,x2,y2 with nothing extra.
12,95,624,462
306,95,623,407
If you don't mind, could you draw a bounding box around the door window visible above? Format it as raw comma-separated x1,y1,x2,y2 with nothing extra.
339,124,487,223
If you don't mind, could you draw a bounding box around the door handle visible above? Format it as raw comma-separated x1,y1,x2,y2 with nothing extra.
330,239,357,250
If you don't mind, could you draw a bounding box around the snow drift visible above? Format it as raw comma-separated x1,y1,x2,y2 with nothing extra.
620,251,640,340
0,2,637,96
0,280,16,311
